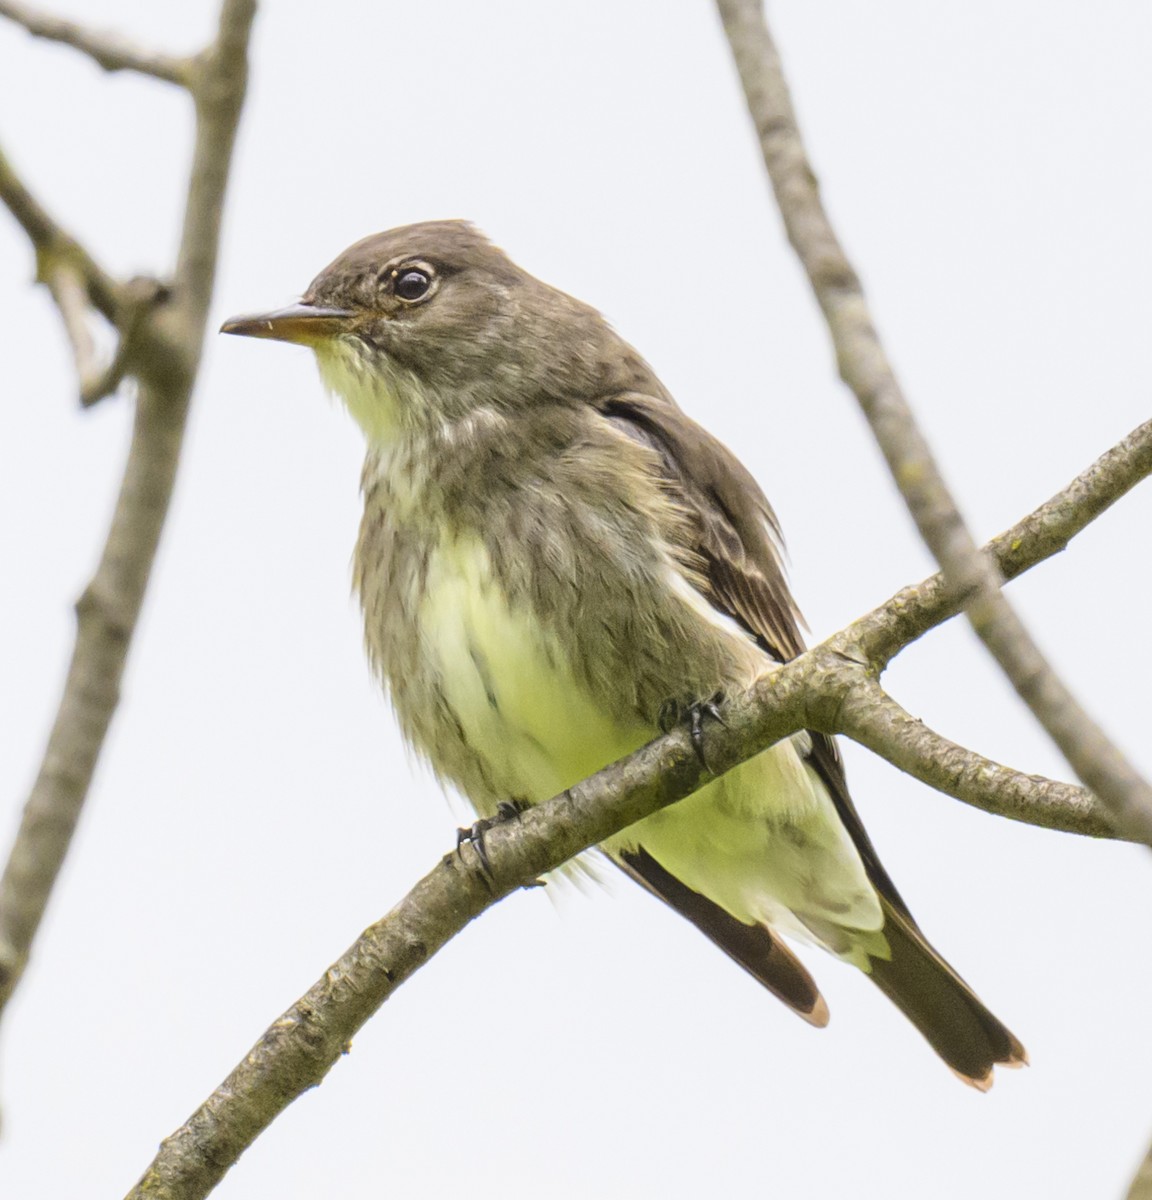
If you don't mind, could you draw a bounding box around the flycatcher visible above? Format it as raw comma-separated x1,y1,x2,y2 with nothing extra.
222,220,1024,1088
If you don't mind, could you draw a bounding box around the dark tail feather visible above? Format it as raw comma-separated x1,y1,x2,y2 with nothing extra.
868,897,1027,1090
804,733,1025,1086
614,848,829,1027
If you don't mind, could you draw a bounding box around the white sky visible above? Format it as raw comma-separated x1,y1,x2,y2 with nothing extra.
2,3,1151,1198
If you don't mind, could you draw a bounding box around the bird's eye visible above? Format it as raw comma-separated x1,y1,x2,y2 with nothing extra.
394,268,432,302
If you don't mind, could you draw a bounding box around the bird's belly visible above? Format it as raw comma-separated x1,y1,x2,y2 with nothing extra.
417,534,651,809
605,755,884,962
415,534,881,959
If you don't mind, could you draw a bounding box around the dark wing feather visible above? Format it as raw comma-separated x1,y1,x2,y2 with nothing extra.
803,733,913,920
598,391,804,664
597,391,1025,1085
599,391,915,918
616,847,828,1027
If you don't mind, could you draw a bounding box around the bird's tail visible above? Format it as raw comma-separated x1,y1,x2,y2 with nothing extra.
867,896,1027,1090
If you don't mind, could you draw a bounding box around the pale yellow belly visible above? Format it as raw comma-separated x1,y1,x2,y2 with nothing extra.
418,533,883,963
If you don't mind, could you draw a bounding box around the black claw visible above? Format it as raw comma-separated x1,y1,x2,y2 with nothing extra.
496,798,530,822
689,707,707,763
685,692,726,770
455,800,531,882
703,698,727,728
456,817,495,878
473,828,495,877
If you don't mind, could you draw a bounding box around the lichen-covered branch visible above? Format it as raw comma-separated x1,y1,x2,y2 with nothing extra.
0,0,191,85
124,707,748,1199
125,417,1150,1197
836,678,1114,839
0,0,256,1019
714,0,1152,845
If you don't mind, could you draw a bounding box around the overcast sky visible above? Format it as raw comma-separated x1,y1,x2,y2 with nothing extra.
3,3,1152,1198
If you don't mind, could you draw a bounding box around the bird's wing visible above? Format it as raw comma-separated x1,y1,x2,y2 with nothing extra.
596,392,1025,1083
598,390,804,665
615,845,828,1026
596,390,912,923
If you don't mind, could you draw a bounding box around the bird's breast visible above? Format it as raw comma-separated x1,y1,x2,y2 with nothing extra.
409,532,652,811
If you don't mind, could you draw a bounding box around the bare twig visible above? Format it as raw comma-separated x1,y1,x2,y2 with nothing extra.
126,419,1151,1197
40,258,102,396
0,142,120,320
80,276,171,408
837,678,1113,839
0,0,191,85
0,0,256,1019
852,418,1152,664
164,0,258,359
1,143,170,406
0,380,188,1011
123,714,741,1199
714,0,1152,845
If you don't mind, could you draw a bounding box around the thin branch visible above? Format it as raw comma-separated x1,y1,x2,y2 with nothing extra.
0,144,169,406
0,382,188,1012
0,0,191,86
80,276,171,408
40,257,102,397
169,0,258,347
126,419,1150,1197
714,0,1152,845
850,419,1152,665
837,678,1115,839
126,672,805,1199
0,0,256,1020
0,140,120,320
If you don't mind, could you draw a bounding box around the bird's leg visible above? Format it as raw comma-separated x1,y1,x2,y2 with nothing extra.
660,692,727,770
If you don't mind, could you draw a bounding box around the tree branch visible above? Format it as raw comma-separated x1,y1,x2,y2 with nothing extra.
0,0,191,86
0,140,120,320
40,257,103,397
79,276,170,408
0,0,256,1020
125,419,1151,1197
169,0,257,349
126,669,810,1199
850,418,1152,666
837,677,1114,839
714,0,1152,845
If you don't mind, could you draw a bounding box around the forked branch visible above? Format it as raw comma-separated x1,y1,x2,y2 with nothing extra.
125,418,1151,1199
714,0,1152,845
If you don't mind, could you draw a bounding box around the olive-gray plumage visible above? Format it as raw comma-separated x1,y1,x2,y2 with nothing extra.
222,220,1025,1088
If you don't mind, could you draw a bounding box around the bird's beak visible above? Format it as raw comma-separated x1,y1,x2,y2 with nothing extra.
220,302,356,345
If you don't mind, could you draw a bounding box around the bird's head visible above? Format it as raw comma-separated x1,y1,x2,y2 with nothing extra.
222,220,618,443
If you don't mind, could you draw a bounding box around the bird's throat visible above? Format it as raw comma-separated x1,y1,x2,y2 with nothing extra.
314,340,415,446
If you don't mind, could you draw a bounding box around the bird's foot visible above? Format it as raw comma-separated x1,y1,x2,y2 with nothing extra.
455,798,532,881
496,798,530,822
659,693,727,770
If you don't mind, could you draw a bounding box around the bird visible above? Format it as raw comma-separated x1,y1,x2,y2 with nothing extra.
222,219,1025,1089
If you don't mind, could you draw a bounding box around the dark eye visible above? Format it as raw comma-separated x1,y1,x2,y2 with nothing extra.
394,268,432,301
